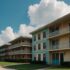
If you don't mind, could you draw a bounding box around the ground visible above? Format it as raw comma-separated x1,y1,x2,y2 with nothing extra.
0,62,70,70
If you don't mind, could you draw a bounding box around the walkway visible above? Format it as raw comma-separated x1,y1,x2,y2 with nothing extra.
0,66,16,70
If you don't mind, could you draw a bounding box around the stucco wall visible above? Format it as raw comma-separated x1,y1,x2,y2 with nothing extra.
64,51,70,62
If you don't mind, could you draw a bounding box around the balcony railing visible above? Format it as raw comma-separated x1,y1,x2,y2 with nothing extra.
50,42,70,50
8,50,31,55
49,26,70,38
50,45,59,50
8,42,31,50
49,30,59,37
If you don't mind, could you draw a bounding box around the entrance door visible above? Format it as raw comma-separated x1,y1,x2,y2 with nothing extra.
52,53,59,65
60,53,64,65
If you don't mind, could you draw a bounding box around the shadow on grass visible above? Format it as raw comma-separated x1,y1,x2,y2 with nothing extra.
5,64,47,70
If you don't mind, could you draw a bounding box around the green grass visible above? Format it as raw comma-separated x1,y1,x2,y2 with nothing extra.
0,61,17,66
6,64,46,70
0,62,70,70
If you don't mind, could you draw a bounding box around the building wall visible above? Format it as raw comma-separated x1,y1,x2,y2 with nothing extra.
59,36,69,49
64,51,70,62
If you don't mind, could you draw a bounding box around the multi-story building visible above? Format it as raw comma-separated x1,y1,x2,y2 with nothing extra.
0,36,32,62
31,13,70,65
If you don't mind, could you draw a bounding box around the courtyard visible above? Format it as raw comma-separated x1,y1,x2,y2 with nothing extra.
0,62,70,70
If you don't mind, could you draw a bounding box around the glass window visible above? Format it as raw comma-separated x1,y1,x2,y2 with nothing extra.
43,32,46,38
34,45,36,51
34,35,36,41
38,44,41,50
38,54,41,61
50,26,59,32
34,57,36,61
38,34,41,40
43,54,46,61
43,42,46,49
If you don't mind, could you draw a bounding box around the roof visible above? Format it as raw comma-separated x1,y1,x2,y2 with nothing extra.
0,36,32,47
31,13,70,34
9,36,32,44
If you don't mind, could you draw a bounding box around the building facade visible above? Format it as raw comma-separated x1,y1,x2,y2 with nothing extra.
31,13,70,65
0,36,32,62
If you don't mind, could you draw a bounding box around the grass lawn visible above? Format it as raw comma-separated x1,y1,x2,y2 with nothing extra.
0,61,17,66
0,62,70,70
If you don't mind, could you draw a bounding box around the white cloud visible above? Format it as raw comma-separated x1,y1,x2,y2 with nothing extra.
28,0,70,26
0,24,35,46
0,0,70,46
18,24,35,37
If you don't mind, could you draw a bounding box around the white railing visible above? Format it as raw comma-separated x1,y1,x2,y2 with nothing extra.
49,26,70,38
50,42,70,50
8,42,31,49
8,50,31,55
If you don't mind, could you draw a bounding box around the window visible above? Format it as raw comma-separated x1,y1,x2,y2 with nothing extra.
34,35,36,41
34,45,36,51
43,32,46,38
38,34,41,40
38,44,41,50
43,42,46,49
34,57,36,61
50,26,59,33
43,54,46,61
38,54,41,61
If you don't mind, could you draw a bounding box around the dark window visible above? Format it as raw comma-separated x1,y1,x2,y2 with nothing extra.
34,45,36,51
43,32,46,38
43,54,46,61
38,44,41,50
38,34,41,40
38,54,41,61
43,42,46,49
50,26,59,33
34,35,36,41
34,57,36,61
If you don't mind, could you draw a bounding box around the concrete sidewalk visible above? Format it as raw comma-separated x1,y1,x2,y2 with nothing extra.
0,66,16,70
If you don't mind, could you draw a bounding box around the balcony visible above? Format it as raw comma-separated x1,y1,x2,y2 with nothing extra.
8,50,31,55
8,42,31,50
49,30,59,37
50,45,59,50
49,42,70,51
48,26,70,39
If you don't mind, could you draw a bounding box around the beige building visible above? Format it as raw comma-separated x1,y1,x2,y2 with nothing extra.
31,13,70,65
0,36,32,62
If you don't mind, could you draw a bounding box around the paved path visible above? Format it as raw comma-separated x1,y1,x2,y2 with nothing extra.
0,66,16,70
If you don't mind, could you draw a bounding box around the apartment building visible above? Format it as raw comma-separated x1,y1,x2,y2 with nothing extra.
31,13,70,65
0,36,32,62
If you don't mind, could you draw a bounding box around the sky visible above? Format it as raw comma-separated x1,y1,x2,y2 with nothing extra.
0,0,40,31
0,0,70,46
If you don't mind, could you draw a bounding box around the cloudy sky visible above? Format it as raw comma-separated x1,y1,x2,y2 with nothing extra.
0,0,70,46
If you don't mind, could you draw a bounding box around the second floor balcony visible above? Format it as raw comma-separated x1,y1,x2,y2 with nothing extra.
48,25,70,39
49,41,70,51
8,50,31,55
8,42,31,50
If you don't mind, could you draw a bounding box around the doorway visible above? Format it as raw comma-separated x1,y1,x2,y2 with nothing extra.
60,53,64,65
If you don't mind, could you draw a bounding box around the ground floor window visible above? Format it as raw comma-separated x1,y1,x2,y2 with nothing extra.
38,54,41,61
43,54,46,61
34,56,36,61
